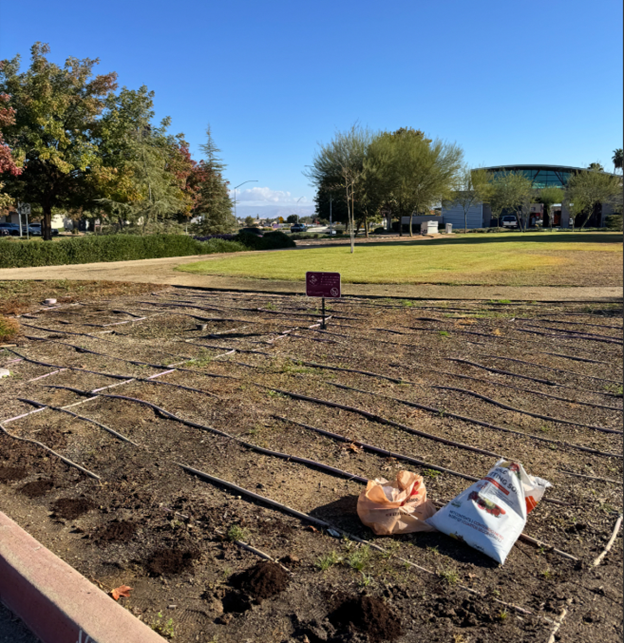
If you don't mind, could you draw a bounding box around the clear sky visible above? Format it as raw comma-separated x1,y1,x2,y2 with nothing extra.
1,0,622,215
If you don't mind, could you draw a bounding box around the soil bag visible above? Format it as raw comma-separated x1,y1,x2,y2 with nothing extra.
427,460,551,564
357,470,437,535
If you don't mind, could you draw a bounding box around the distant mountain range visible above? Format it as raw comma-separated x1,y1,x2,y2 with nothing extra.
234,204,316,221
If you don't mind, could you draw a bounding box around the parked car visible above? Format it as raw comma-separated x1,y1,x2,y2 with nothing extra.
0,223,40,236
501,215,518,228
290,223,306,233
29,224,59,236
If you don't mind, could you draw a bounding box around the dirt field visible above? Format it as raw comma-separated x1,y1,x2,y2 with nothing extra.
0,286,622,643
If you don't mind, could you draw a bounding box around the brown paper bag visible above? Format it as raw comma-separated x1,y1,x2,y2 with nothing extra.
357,470,437,535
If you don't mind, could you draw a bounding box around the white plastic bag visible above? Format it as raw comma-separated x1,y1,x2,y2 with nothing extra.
426,460,551,564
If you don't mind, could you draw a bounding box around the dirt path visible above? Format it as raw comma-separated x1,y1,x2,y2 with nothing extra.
0,254,621,301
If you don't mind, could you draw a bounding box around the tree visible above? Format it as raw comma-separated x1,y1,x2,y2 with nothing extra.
588,162,605,172
444,166,490,232
567,169,622,229
195,126,235,234
0,43,118,239
372,130,463,236
613,148,623,174
488,171,533,231
305,124,374,253
538,186,564,231
286,214,299,224
0,91,22,210
244,216,255,227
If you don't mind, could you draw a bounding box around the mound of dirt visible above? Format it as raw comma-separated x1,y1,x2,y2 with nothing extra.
146,548,198,576
330,594,403,641
231,561,290,600
20,478,54,498
94,520,136,546
0,466,28,482
51,497,95,519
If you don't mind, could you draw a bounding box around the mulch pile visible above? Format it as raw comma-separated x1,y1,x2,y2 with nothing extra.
330,594,404,641
20,478,54,498
231,561,290,600
146,548,198,576
93,520,136,546
51,497,95,519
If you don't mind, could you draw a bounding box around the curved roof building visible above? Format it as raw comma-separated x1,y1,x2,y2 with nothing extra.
480,164,583,189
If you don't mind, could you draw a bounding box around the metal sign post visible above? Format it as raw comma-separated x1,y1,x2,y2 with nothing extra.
306,271,341,329
17,203,31,239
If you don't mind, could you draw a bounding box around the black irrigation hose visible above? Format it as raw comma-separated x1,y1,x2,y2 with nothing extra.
41,386,368,485
256,384,505,459
521,323,623,342
431,386,622,435
538,352,613,366
23,336,239,381
0,422,101,480
514,327,623,345
328,382,622,459
448,358,562,387
484,355,623,386
527,318,623,331
17,398,139,446
272,415,479,482
20,323,117,343
424,367,622,413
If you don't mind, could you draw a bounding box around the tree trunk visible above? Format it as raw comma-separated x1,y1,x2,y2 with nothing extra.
364,215,369,238
464,210,468,233
409,211,413,237
346,183,354,254
42,204,53,241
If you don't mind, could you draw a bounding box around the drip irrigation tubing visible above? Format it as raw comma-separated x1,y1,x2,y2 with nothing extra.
525,318,623,331
17,398,139,446
38,386,369,484
432,385,622,434
448,358,566,387
421,367,622,413
513,326,622,345
0,421,100,480
520,323,623,342
255,384,505,459
537,352,613,366
328,382,622,459
484,355,623,386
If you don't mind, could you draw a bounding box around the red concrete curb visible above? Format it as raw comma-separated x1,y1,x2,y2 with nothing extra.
0,511,166,643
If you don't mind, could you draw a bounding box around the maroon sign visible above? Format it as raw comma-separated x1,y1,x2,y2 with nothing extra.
306,271,341,298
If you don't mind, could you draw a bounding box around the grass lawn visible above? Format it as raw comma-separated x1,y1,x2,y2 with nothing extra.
177,232,623,287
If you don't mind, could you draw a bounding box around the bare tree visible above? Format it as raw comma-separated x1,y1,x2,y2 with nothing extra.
445,166,491,232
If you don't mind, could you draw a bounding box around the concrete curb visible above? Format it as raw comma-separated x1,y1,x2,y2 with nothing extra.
0,511,166,643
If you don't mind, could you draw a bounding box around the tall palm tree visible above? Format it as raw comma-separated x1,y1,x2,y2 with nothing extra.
613,148,623,174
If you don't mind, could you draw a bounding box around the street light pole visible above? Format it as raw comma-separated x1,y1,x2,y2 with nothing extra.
233,180,258,222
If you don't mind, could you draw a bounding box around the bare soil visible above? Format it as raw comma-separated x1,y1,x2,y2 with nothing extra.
0,285,622,642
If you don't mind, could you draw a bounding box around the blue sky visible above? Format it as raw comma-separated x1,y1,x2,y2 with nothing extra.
1,0,622,215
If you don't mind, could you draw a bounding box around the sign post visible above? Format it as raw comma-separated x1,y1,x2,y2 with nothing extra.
306,271,341,329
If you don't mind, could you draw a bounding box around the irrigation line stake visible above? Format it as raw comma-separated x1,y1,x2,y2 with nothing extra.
178,464,550,623
557,469,623,485
546,598,573,643
592,514,623,567
213,528,292,574
0,422,101,481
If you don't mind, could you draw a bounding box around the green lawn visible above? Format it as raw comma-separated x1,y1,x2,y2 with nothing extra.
176,232,623,286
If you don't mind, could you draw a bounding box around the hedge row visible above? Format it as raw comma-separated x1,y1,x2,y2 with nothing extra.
233,230,297,250
0,234,247,269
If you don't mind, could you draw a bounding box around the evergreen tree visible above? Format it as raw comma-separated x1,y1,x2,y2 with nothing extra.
196,126,236,234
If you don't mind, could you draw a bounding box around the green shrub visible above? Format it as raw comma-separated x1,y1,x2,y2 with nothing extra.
234,230,296,250
0,234,246,269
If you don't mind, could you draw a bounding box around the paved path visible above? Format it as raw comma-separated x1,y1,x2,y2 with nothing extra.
0,255,621,301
